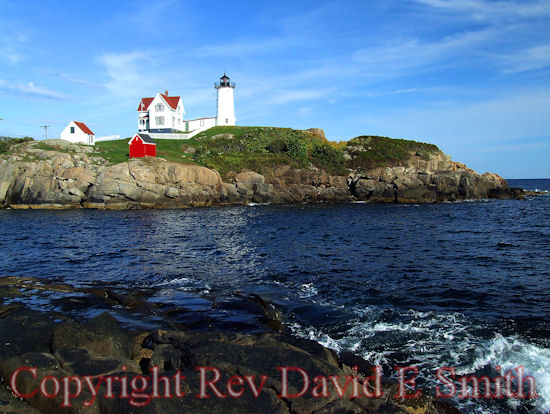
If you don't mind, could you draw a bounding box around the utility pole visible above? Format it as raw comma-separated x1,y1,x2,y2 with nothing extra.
40,124,51,139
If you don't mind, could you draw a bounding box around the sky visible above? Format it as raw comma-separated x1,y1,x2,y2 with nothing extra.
0,0,549,178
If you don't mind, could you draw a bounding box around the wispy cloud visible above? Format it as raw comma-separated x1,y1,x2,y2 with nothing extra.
352,28,495,78
130,0,179,28
0,79,66,100
269,89,327,105
360,88,550,147
416,0,550,20
297,106,313,116
54,71,102,88
500,44,550,73
98,52,154,97
0,30,28,65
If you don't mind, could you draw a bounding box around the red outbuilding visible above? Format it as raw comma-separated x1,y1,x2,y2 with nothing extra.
129,133,156,158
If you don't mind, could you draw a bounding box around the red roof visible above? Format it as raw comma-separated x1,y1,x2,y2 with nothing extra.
74,121,94,135
137,94,180,111
161,93,180,110
138,98,154,111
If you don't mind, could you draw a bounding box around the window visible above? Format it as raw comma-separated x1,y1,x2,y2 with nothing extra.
155,103,164,112
155,116,165,125
70,126,75,134
178,119,181,125
225,118,228,124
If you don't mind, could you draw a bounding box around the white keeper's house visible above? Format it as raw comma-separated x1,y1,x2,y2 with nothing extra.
137,74,236,138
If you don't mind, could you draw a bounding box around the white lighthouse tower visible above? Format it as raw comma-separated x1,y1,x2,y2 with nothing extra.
215,74,236,126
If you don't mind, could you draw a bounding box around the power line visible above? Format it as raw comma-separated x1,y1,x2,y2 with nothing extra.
40,124,51,139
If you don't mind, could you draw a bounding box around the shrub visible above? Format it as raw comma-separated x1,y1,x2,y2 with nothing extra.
265,138,287,154
285,139,308,163
0,136,34,153
309,143,346,174
345,135,439,171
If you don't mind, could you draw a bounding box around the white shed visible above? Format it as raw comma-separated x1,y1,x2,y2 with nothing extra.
60,121,95,145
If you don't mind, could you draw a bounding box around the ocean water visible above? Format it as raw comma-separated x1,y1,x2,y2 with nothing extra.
0,179,548,413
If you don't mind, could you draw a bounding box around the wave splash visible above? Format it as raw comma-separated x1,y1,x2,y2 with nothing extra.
288,305,550,413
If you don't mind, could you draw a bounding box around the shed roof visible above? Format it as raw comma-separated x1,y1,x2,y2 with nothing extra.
137,133,155,144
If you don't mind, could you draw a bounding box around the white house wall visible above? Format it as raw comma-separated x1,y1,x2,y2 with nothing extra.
138,112,148,132
184,117,216,132
148,95,185,132
60,122,93,145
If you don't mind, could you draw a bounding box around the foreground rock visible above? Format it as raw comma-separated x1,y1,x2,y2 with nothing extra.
0,139,522,209
0,276,460,413
0,313,460,414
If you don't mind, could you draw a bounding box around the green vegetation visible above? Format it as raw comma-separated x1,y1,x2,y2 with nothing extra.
90,127,347,177
74,127,441,178
345,135,440,171
93,139,133,164
94,139,198,165
0,136,34,154
190,126,346,177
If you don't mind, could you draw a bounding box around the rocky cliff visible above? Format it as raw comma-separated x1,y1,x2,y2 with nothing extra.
0,139,521,209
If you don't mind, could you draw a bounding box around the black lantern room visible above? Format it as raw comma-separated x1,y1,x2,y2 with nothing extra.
220,74,230,87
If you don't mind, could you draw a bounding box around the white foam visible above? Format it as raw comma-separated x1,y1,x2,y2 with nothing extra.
288,322,343,352
287,303,550,412
154,277,190,287
298,283,318,298
460,334,550,413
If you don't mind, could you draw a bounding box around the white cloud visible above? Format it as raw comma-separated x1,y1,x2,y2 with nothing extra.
416,0,550,20
359,89,550,148
297,106,312,116
130,0,179,28
0,79,66,100
0,30,27,65
54,72,101,88
269,89,327,105
98,52,154,97
500,44,550,73
352,28,495,78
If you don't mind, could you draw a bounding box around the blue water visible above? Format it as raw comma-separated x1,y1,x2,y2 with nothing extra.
0,179,549,413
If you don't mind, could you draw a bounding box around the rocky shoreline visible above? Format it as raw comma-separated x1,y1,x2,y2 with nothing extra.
0,140,523,210
0,276,460,413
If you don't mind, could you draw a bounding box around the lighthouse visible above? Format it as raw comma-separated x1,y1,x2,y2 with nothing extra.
215,74,236,126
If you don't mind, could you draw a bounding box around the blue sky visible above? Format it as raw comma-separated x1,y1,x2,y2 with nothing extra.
1,0,549,178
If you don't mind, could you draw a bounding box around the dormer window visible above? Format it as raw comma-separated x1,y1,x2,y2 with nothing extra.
155,103,164,112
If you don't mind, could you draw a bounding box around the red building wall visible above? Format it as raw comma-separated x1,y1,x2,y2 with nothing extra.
145,144,156,157
129,138,146,158
129,136,156,158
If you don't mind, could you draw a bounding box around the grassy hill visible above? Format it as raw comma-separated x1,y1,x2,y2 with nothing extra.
93,126,441,178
